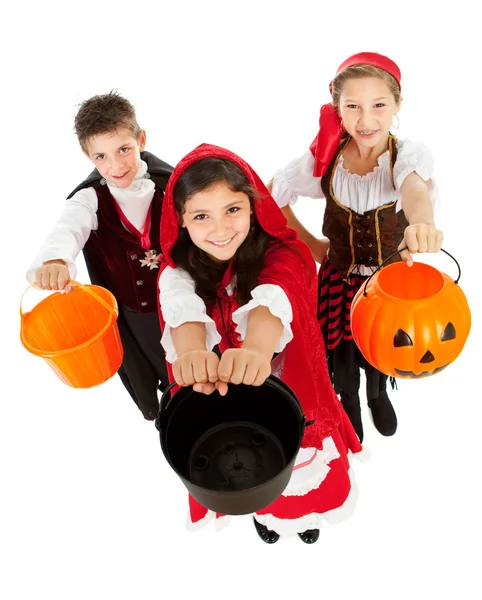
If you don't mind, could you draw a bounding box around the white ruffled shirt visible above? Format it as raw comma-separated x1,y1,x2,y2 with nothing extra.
159,266,294,363
271,139,440,275
26,160,155,283
272,138,439,212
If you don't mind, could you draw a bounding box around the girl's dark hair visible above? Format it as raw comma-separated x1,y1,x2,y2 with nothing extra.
171,158,279,306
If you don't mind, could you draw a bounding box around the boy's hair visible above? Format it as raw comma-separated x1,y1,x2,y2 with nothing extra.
74,90,141,151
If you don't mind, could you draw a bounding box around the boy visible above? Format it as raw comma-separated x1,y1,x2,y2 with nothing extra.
26,91,172,421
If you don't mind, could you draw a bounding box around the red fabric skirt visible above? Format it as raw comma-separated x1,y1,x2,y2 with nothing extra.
187,410,361,532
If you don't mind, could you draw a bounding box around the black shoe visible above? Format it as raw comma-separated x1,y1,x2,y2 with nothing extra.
340,393,364,443
298,529,320,544
368,391,397,436
253,517,280,544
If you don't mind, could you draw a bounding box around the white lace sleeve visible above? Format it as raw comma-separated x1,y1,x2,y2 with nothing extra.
158,266,221,363
394,139,440,213
26,188,99,284
231,284,293,352
271,150,324,208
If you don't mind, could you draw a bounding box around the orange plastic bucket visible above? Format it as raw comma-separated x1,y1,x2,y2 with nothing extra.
351,249,471,379
20,281,124,388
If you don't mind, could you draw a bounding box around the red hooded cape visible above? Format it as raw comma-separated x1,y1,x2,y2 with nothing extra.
158,144,345,444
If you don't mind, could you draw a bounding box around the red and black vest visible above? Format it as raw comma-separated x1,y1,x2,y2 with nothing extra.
67,151,173,313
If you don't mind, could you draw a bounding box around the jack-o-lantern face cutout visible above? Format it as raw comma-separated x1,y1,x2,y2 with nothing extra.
392,322,455,378
351,262,471,379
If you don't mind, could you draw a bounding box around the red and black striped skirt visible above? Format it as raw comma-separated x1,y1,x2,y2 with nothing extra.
317,257,368,351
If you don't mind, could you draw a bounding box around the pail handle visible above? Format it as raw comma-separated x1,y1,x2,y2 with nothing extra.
19,280,118,318
158,381,179,415
362,247,461,297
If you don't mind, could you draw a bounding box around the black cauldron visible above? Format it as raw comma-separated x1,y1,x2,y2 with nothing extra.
156,375,307,515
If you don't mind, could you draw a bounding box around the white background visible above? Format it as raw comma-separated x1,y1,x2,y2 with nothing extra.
2,2,481,599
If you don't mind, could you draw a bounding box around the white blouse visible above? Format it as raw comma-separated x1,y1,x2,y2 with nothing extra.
271,138,440,214
159,266,294,363
26,161,154,283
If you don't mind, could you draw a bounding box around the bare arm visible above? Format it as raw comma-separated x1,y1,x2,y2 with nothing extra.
401,172,435,224
267,179,330,264
281,205,330,263
399,172,443,265
242,305,284,359
171,322,208,355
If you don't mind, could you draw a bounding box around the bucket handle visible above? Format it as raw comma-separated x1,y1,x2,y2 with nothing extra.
362,247,461,297
19,280,118,319
158,381,179,415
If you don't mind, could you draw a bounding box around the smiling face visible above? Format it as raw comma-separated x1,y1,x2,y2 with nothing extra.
84,126,146,188
338,77,400,152
180,182,252,262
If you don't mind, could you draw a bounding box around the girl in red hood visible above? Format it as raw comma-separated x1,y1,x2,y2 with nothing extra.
157,144,362,544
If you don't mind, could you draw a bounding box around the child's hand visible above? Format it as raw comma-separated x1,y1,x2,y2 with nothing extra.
35,260,73,291
399,223,444,267
173,350,227,396
218,348,271,387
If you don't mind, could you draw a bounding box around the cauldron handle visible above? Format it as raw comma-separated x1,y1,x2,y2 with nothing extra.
158,382,180,414
362,247,461,297
154,382,181,432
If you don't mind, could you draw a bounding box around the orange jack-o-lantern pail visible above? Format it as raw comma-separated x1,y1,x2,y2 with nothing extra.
350,250,471,379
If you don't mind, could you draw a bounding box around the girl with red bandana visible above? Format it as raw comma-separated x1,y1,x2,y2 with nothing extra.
269,52,443,442
157,144,362,544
